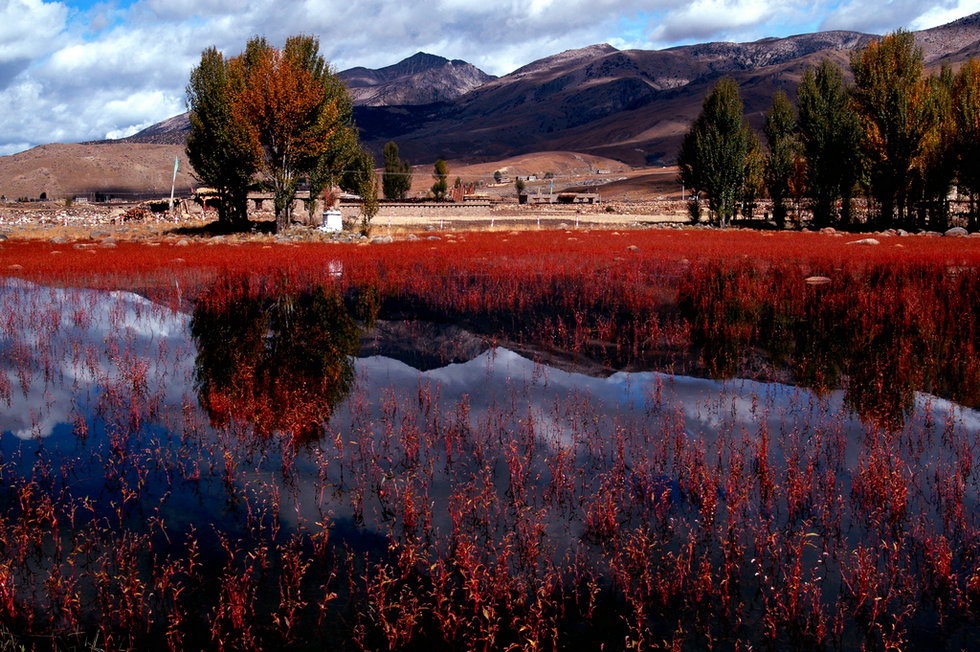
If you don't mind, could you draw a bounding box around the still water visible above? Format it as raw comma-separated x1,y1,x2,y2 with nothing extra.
1,277,978,648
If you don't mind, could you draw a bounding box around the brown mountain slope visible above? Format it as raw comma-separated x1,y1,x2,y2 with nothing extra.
0,143,194,201
4,13,980,197
354,15,980,166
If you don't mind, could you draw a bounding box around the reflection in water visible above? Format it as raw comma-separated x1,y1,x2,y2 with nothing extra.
678,260,980,430
190,277,360,442
3,277,980,648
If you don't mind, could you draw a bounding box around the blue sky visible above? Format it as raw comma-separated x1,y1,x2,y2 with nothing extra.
1,0,979,155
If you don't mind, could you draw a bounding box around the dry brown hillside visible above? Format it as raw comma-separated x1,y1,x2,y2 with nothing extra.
0,142,194,202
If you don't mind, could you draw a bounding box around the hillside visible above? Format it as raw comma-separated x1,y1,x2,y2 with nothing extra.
3,13,980,198
0,143,193,201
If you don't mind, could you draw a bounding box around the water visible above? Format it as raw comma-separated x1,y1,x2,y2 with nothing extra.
1,277,978,649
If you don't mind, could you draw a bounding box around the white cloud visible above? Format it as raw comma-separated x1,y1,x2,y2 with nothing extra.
648,0,800,45
0,0,68,62
820,0,962,34
910,0,980,29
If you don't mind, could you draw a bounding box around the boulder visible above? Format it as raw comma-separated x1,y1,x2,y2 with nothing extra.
845,238,880,246
944,226,968,237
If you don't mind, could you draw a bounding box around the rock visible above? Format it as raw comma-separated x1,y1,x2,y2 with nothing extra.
50,236,68,244
72,243,94,250
405,233,419,241
0,234,6,241
175,238,191,247
819,227,836,235
426,236,442,241
626,245,641,252
944,226,968,237
805,276,832,285
99,239,116,248
371,235,394,244
845,238,879,246
897,229,908,236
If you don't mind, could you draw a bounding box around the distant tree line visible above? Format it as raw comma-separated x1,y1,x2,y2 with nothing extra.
679,30,980,231
186,35,378,232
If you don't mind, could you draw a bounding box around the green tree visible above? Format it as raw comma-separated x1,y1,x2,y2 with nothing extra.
515,177,526,201
677,77,753,226
763,89,796,229
850,30,932,228
431,159,449,199
185,46,259,227
953,58,980,230
382,141,412,199
341,146,379,232
797,59,862,227
740,133,765,220
914,65,957,230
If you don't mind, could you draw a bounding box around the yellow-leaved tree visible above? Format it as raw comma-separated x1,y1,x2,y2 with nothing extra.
187,35,356,233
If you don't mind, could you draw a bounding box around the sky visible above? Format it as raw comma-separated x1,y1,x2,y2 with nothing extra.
1,0,979,156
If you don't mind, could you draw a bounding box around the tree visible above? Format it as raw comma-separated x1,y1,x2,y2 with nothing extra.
763,89,796,229
431,159,449,199
677,77,753,226
914,65,957,230
797,59,862,227
515,177,526,201
953,58,980,230
341,146,379,232
851,30,932,228
186,46,259,227
740,133,765,220
231,35,354,232
382,141,412,199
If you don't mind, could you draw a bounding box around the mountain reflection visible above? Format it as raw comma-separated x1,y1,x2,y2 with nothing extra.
190,276,360,442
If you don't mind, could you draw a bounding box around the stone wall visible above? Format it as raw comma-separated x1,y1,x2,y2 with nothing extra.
338,201,493,221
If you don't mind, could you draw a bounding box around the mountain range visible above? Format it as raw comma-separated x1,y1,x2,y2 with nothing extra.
120,11,980,166
2,13,980,199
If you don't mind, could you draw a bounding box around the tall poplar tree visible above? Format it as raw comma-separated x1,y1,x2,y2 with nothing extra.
677,77,752,227
797,59,862,228
763,89,796,229
185,47,259,227
851,30,931,228
431,159,449,200
382,141,412,200
953,58,980,230
232,35,355,232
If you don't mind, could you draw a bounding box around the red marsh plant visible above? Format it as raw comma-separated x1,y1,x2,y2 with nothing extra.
0,229,979,649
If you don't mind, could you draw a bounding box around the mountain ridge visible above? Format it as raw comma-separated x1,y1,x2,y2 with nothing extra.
5,13,980,198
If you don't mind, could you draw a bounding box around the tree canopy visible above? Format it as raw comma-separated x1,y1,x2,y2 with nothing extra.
677,77,753,226
431,159,449,200
382,141,412,200
797,59,862,227
186,35,356,232
850,30,930,227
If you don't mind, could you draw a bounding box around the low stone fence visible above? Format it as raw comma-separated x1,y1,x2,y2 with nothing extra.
338,201,493,221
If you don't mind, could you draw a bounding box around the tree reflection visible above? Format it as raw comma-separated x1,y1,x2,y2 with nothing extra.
678,262,980,431
190,276,360,442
